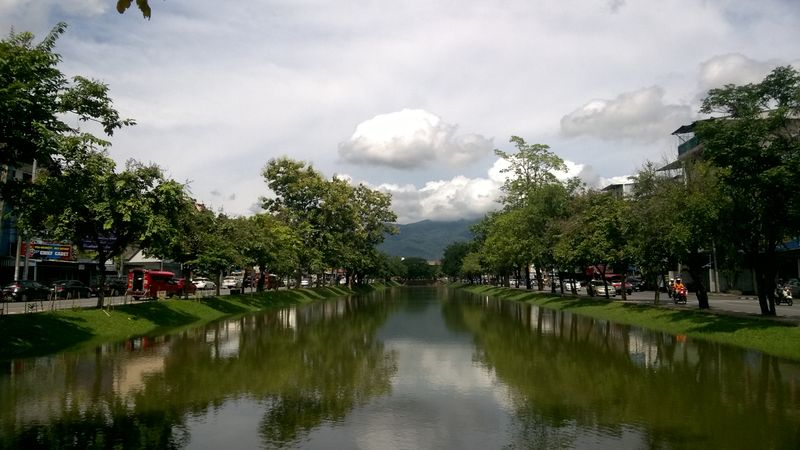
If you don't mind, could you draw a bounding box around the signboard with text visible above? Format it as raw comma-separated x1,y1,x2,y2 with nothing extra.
20,241,74,261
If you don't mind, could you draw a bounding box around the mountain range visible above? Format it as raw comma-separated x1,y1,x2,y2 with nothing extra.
378,219,477,261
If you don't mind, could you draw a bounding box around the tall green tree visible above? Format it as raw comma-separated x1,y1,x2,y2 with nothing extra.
17,149,186,308
494,136,567,207
492,136,576,290
554,191,631,299
234,214,299,291
191,212,242,295
628,163,679,304
341,183,397,285
695,65,800,315
1,24,133,200
460,252,484,284
441,241,472,280
261,158,326,286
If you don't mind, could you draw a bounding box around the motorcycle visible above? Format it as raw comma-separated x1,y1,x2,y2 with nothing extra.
775,285,793,306
672,285,687,304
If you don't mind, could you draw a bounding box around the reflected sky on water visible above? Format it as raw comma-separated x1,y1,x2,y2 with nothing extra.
1,287,799,449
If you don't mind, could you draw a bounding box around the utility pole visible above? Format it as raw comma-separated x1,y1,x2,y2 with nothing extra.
21,159,37,280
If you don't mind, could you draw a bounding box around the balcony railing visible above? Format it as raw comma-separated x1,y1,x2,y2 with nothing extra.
678,135,699,156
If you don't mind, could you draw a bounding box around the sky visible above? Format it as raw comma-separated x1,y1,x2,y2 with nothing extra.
2,0,799,223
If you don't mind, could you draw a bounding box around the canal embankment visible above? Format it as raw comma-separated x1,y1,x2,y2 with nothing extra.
461,284,800,362
0,283,396,361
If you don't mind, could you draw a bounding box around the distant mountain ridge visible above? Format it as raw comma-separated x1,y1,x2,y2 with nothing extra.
378,219,476,261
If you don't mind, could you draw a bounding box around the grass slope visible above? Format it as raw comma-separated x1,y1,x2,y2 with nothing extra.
462,285,800,362
0,285,379,361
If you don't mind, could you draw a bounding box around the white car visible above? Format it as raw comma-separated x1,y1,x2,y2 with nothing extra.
222,276,242,289
563,279,582,292
192,277,216,290
589,280,615,297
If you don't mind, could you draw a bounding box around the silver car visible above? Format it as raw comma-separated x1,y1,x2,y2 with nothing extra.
221,276,242,289
192,277,216,290
589,280,615,297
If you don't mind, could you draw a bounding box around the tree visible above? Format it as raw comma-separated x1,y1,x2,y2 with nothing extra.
695,65,800,315
117,0,153,19
261,158,326,287
481,208,530,288
234,214,300,291
554,191,631,299
628,161,724,308
262,158,397,287
628,163,680,304
144,198,211,297
17,149,186,308
492,136,574,290
401,257,436,281
494,136,567,207
1,23,133,202
441,241,472,280
460,252,483,284
190,212,242,295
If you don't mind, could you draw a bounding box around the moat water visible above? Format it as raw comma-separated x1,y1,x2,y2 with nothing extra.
1,287,799,449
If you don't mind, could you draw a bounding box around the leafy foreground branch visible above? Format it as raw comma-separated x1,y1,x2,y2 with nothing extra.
460,285,800,362
0,284,393,361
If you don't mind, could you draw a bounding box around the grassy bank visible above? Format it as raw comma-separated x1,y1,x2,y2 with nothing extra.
461,285,800,362
0,285,378,361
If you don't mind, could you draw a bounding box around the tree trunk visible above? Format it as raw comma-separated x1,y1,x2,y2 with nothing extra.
752,252,777,316
620,270,628,301
525,264,532,290
182,266,192,298
687,249,710,309
535,267,544,291
257,265,266,292
95,257,108,309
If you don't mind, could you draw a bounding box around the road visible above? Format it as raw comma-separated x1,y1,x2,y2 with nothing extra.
0,287,247,316
576,289,800,322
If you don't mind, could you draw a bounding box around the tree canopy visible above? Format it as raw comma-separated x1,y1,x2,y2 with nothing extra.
1,23,133,202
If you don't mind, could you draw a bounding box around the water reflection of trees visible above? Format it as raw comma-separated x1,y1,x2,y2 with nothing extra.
446,294,800,449
0,294,397,449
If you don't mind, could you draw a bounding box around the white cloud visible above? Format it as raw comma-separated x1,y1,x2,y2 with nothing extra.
338,109,493,169
696,53,794,95
372,158,625,223
3,1,800,223
560,86,693,142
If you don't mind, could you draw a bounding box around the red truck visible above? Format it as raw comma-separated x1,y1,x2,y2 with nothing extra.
127,269,196,300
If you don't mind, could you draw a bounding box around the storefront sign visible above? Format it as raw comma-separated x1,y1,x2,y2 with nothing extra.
20,241,74,261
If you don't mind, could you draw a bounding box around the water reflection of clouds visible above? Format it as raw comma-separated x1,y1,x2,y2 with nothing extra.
347,339,515,449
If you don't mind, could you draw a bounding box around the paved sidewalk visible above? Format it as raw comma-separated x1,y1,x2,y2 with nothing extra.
588,289,800,324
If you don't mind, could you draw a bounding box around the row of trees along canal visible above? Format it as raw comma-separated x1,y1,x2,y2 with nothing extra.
1,24,402,309
440,66,800,317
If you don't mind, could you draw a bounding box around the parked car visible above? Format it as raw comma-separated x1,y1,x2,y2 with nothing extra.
2,280,51,301
608,276,633,295
51,280,94,299
562,279,582,292
300,279,310,287
627,276,644,291
221,276,242,289
91,277,128,296
192,277,216,290
588,280,615,297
